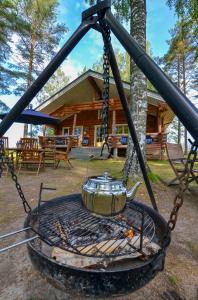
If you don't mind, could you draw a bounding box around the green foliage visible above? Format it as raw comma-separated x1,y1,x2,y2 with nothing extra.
91,49,130,81
168,272,178,285
147,171,159,183
36,67,70,104
91,43,156,91
166,0,198,58
45,127,55,136
0,99,10,113
0,0,23,94
85,0,132,23
13,0,67,94
167,0,198,20
0,0,67,103
160,18,197,143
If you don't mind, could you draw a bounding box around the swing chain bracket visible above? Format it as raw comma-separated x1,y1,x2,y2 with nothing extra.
82,0,111,21
0,139,32,214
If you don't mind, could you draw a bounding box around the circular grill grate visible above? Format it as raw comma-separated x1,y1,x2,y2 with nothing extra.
33,194,156,258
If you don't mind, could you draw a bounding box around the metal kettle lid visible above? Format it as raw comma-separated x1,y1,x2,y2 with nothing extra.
84,171,125,191
95,171,113,182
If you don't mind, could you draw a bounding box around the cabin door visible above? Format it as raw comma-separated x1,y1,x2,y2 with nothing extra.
74,126,83,145
94,125,104,147
62,127,70,136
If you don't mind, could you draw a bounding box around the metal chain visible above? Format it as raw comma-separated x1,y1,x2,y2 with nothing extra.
0,140,31,214
167,180,186,231
101,21,111,145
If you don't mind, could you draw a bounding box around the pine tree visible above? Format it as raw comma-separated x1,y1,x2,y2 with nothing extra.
13,0,67,136
0,0,24,95
167,0,198,41
0,100,10,113
163,18,197,152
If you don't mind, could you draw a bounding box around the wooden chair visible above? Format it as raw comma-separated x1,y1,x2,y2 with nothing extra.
18,138,44,175
166,143,198,186
55,139,74,169
0,137,13,176
0,137,9,149
39,136,56,168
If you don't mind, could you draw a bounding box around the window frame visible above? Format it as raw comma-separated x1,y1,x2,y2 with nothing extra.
115,124,129,135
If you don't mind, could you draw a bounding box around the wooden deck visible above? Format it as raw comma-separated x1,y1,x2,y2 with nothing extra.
39,133,167,160
109,133,167,160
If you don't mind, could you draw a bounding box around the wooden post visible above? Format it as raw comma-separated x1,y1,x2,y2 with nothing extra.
43,125,46,136
72,113,77,135
112,110,116,134
158,112,162,134
112,110,117,157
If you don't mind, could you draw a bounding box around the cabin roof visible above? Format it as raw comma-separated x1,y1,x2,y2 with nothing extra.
36,69,166,114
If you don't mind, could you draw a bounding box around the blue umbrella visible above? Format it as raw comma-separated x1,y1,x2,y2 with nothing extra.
0,109,60,125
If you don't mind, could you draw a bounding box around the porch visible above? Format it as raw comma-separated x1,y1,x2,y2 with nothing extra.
39,132,167,160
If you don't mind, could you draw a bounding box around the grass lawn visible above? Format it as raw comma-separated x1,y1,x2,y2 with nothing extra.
148,160,175,184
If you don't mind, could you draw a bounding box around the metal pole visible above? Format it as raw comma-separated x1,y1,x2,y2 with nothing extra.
0,19,95,137
108,43,158,211
0,236,38,254
105,10,198,144
0,227,31,240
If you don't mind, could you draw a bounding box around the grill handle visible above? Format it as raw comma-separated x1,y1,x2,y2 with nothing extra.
0,227,38,254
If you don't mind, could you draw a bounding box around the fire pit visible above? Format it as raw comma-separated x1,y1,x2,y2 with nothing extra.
3,0,197,296
25,194,170,297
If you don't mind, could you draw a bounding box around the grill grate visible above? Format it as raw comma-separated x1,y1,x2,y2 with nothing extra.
32,195,156,258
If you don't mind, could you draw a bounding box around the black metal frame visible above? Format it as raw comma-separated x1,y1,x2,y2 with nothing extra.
25,194,171,297
31,194,155,259
1,0,198,210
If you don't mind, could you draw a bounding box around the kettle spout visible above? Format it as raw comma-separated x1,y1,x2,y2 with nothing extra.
126,182,141,201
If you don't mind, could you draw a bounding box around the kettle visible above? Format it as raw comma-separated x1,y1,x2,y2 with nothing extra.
82,171,141,216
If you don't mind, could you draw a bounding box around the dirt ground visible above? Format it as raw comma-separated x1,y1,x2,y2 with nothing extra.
0,159,197,300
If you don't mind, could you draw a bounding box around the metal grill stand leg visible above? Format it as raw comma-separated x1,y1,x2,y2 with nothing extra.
107,42,158,211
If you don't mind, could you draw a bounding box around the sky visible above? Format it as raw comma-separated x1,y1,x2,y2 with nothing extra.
0,0,181,146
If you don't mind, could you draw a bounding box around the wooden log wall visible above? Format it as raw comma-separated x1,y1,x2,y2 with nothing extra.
52,100,164,147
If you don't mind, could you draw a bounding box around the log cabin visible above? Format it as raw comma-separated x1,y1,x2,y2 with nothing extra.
37,70,174,159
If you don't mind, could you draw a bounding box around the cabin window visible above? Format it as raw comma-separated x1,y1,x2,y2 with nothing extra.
62,127,70,136
115,124,129,135
74,126,83,137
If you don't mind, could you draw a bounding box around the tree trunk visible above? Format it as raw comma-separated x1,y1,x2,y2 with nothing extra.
23,31,35,137
124,0,147,180
182,54,188,154
177,55,181,144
